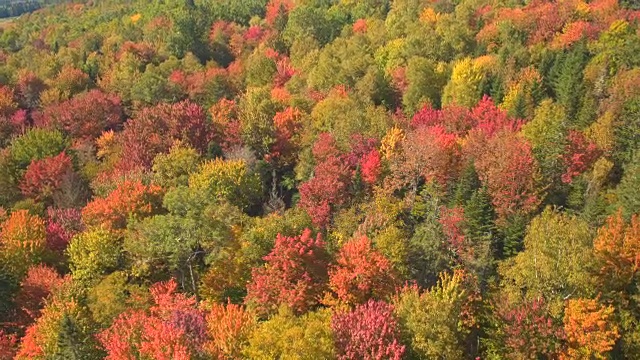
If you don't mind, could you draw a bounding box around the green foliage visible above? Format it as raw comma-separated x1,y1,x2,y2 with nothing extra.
152,142,202,189
500,208,595,306
403,57,447,113
67,228,121,284
394,271,471,359
9,128,68,169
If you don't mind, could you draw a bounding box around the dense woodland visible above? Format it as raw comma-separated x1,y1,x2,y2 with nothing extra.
0,0,639,358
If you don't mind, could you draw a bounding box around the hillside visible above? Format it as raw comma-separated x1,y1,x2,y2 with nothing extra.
0,0,639,358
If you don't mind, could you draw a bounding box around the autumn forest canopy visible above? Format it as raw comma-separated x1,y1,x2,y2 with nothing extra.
0,0,640,358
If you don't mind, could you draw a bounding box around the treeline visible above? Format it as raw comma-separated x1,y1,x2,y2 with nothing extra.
0,0,70,19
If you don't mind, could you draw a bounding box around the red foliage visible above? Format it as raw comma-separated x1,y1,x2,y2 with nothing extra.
35,90,122,139
274,57,296,87
353,19,368,33
265,0,294,26
269,107,303,165
15,71,46,109
99,279,205,360
360,149,382,185
561,130,602,184
499,297,564,358
45,208,83,252
118,41,156,64
401,125,461,188
327,236,398,306
469,96,521,138
474,130,540,221
210,98,243,152
298,156,351,228
331,300,405,360
0,330,17,360
82,180,162,229
19,152,73,200
15,265,64,324
439,206,467,258
299,134,352,227
118,101,209,171
246,229,329,317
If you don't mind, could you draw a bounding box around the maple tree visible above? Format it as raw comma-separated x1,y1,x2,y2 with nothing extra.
19,152,73,202
35,90,122,140
563,298,619,359
593,210,640,291
205,301,256,359
82,180,163,229
332,300,405,360
325,235,399,307
14,265,64,325
0,210,47,277
246,229,329,317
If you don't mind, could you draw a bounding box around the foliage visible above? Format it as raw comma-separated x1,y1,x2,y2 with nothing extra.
325,235,399,307
246,228,328,317
332,300,405,360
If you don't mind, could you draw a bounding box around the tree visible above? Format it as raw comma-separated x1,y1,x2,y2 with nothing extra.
36,90,122,140
332,300,405,360
593,210,640,291
494,297,564,359
474,130,541,222
325,236,399,307
442,57,483,108
82,180,163,230
563,298,619,359
394,271,474,359
98,279,206,360
242,307,335,359
19,152,74,202
0,210,47,278
500,208,595,304
152,142,202,189
15,265,64,325
67,228,121,284
617,151,640,220
246,229,329,317
9,128,68,169
188,158,262,211
205,302,256,359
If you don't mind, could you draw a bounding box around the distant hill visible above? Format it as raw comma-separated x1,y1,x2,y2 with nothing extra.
0,0,71,18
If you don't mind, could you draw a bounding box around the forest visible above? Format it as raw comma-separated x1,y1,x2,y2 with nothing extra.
0,0,639,358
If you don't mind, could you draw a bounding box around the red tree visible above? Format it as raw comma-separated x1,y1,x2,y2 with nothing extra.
19,152,74,201
82,180,163,229
474,130,540,221
118,101,209,171
15,265,64,325
561,130,601,184
0,330,17,360
498,297,564,359
99,279,206,360
360,149,382,185
332,300,405,360
36,90,122,139
326,236,399,307
45,208,83,252
246,229,329,317
298,134,352,228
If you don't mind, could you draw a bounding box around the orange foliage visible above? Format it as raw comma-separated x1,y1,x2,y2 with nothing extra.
82,180,162,229
562,298,619,359
593,210,640,290
205,302,255,359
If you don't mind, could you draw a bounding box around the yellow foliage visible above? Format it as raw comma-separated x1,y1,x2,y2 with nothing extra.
586,112,615,152
380,126,404,160
130,13,142,23
419,8,440,25
442,57,484,108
